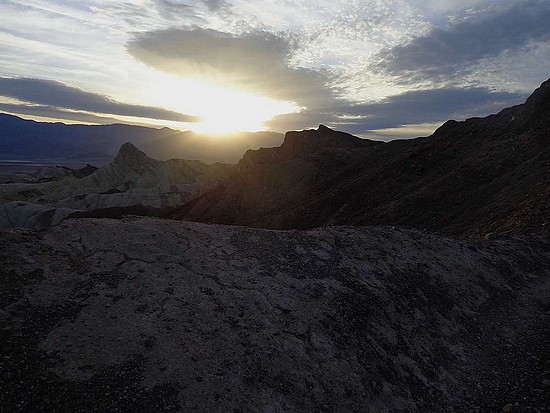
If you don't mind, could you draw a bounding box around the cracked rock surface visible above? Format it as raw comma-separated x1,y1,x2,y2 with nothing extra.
1,217,549,412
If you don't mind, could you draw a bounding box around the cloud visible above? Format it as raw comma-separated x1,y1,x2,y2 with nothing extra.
264,111,339,133
362,123,443,142
155,0,229,15
0,102,126,124
0,77,201,123
127,28,336,108
202,0,229,11
374,0,550,81
1,0,543,139
267,87,525,136
153,0,203,22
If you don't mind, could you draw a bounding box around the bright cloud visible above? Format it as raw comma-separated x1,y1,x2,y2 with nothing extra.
0,0,547,137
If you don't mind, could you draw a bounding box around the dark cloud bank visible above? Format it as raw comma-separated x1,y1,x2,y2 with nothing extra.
266,87,525,135
127,28,336,110
156,0,229,14
373,0,550,81
0,77,200,123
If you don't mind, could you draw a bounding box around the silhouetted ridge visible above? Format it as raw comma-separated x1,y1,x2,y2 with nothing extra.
281,124,381,158
237,124,382,167
522,78,550,120
433,78,550,138
171,78,550,237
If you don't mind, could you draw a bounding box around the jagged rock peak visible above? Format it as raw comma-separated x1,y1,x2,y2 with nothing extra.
110,143,161,177
317,124,333,132
115,142,150,162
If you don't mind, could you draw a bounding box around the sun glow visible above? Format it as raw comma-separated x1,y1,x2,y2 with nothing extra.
137,73,297,134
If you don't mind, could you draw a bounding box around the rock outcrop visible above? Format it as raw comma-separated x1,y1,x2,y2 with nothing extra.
280,124,381,159
1,217,549,412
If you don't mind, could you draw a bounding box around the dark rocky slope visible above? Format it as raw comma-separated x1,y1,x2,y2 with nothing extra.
1,217,549,412
171,80,550,238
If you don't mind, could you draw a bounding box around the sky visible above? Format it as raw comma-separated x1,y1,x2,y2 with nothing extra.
0,0,549,139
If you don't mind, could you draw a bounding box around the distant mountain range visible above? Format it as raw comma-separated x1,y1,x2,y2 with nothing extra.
171,78,550,238
0,114,283,164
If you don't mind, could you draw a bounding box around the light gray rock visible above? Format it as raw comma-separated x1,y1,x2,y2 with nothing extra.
0,201,77,228
0,143,234,228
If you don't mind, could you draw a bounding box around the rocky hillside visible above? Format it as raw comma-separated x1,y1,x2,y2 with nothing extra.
0,143,233,228
172,79,550,238
1,217,549,412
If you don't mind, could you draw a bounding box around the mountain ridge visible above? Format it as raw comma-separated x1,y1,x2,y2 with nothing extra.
0,113,284,164
170,78,550,238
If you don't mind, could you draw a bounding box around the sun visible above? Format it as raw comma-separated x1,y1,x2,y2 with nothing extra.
137,73,296,134
191,92,295,134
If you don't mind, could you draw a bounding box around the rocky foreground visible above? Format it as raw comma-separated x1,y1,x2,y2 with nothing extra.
1,217,549,412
